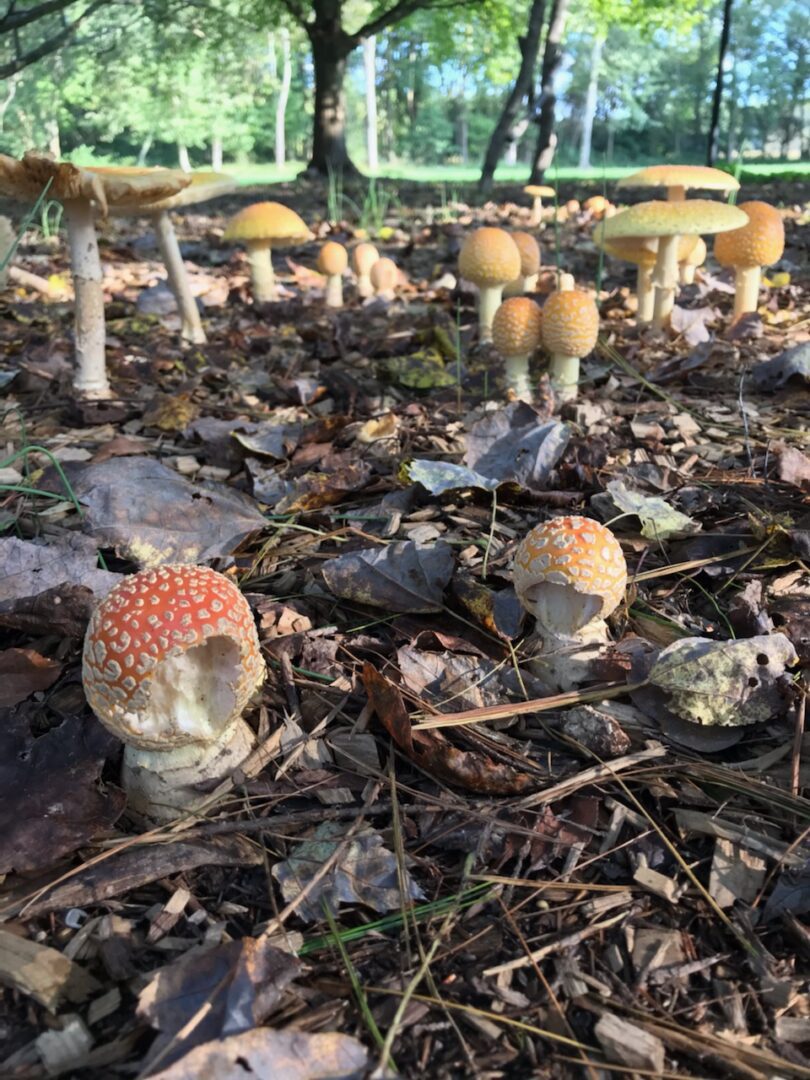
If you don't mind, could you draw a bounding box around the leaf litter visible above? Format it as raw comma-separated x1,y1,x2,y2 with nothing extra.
0,177,809,1078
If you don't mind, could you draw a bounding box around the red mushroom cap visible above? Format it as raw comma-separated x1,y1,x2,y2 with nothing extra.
82,565,265,751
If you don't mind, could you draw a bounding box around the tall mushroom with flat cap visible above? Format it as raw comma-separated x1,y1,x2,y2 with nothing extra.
616,164,740,203
224,201,313,302
714,201,785,318
0,152,188,397
603,200,747,332
458,227,521,343
524,184,555,227
503,232,541,297
83,564,265,821
317,240,348,307
541,273,599,402
97,169,237,345
492,296,543,401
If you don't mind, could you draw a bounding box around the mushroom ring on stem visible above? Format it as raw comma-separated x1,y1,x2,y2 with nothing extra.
224,201,313,303
714,200,785,318
317,240,348,307
83,564,266,821
458,227,521,344
540,274,599,403
492,296,543,401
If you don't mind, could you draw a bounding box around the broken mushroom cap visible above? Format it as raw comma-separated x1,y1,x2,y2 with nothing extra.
317,240,348,307
492,296,543,401
224,201,313,302
83,564,265,820
369,256,399,300
541,285,599,402
616,164,740,202
513,516,627,643
352,241,380,298
603,199,747,330
524,184,555,226
503,232,541,297
713,200,785,317
459,227,522,343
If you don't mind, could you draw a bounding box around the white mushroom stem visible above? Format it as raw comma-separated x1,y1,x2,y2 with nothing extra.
637,265,654,324
667,186,687,202
478,285,506,344
121,717,255,821
733,265,761,317
524,272,539,293
63,198,110,399
529,620,610,692
504,354,532,400
558,272,575,292
356,272,374,299
153,210,206,345
246,240,276,302
529,197,543,227
503,273,539,298
548,355,580,403
680,262,696,285
325,273,344,307
651,234,680,332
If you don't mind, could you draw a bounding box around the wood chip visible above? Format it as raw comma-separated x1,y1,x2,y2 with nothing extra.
0,929,99,1011
594,1012,665,1073
36,1014,93,1071
710,838,768,908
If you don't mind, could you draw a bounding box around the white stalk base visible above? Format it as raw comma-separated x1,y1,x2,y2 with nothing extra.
155,210,206,344
527,619,609,692
637,265,654,324
356,273,374,298
651,234,679,332
65,199,110,399
549,354,580,403
247,242,276,302
478,285,505,344
734,265,761,318
504,353,532,401
122,717,255,821
325,273,344,307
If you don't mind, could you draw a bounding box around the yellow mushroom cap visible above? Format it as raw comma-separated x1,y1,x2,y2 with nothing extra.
317,240,348,275
584,195,610,216
513,515,627,631
603,199,747,239
683,236,707,268
370,257,398,291
511,232,541,277
224,201,312,245
524,185,555,198
594,222,699,267
542,290,600,358
565,199,581,214
353,242,380,275
459,227,521,287
714,200,785,269
616,164,740,195
492,297,543,357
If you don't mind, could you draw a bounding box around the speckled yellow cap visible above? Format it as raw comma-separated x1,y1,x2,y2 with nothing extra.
492,297,543,357
511,232,541,277
603,199,747,238
459,227,521,287
714,201,785,269
542,290,600,358
616,164,740,195
224,201,312,244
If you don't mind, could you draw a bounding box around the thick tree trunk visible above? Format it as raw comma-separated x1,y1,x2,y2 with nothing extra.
478,0,546,194
577,33,604,169
706,0,733,165
305,15,359,177
363,35,378,172
276,26,292,166
528,0,571,183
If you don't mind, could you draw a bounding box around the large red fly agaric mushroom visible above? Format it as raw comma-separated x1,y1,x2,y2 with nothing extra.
83,565,265,820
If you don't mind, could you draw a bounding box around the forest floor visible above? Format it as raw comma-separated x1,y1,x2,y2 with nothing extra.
0,176,809,1079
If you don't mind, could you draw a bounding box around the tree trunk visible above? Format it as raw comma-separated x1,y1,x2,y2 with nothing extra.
178,144,192,172
305,13,358,177
505,118,529,164
459,109,468,163
577,33,604,170
363,35,378,172
529,0,571,183
276,26,291,167
137,135,153,166
706,0,733,166
478,0,546,194
46,116,61,159
211,135,223,170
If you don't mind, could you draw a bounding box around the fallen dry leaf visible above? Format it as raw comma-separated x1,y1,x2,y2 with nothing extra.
322,540,454,613
0,648,62,708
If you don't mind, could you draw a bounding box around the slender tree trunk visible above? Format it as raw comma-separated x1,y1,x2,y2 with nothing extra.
178,144,192,172
0,73,21,131
137,135,153,166
706,0,733,165
276,26,292,167
211,135,223,170
363,35,378,172
267,31,277,80
46,116,61,159
479,0,546,193
529,0,571,183
459,109,469,163
504,118,529,164
577,33,604,169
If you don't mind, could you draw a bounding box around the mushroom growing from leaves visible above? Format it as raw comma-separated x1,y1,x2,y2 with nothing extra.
370,256,399,301
353,241,380,298
0,151,188,398
503,232,541,297
713,200,785,318
603,200,747,332
524,184,555,227
458,227,521,344
616,163,740,203
513,516,627,689
317,240,348,307
540,273,600,403
492,296,543,401
82,564,265,821
224,201,313,303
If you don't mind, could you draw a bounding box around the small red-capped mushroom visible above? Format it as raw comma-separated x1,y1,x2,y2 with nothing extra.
513,515,627,649
82,564,265,820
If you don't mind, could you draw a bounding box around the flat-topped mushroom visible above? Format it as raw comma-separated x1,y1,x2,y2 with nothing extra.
714,200,785,318
603,199,747,331
353,242,380,298
0,151,188,397
224,201,313,303
95,168,237,345
541,273,599,403
524,184,555,227
369,256,399,301
83,564,265,820
492,296,543,401
616,164,739,203
503,232,541,297
458,227,521,343
317,240,348,307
